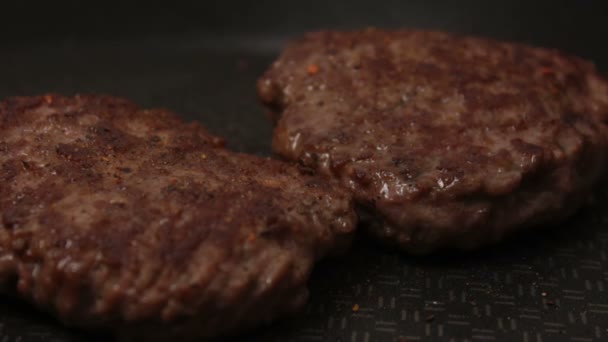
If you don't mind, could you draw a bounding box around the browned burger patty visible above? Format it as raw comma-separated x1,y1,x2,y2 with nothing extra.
258,29,608,253
0,94,356,340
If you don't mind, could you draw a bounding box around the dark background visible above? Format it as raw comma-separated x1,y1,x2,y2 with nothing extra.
3,0,608,66
1,1,608,341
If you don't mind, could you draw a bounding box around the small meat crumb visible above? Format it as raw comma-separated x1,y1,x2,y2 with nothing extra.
352,304,360,312
307,64,320,75
540,67,554,75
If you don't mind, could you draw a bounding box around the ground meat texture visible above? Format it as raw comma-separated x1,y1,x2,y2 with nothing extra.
0,94,356,340
257,29,608,253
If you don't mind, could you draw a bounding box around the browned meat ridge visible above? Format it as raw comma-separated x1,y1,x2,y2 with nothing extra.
258,29,608,253
0,95,356,340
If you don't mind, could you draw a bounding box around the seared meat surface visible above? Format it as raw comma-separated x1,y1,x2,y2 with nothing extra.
258,29,608,253
0,95,356,340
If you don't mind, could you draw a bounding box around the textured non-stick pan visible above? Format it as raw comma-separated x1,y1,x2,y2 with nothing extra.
1,1,607,341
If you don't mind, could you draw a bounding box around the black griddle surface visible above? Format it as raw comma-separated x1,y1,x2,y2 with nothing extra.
1,11,608,342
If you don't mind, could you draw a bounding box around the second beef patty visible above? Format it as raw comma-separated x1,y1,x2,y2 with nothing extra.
258,29,608,253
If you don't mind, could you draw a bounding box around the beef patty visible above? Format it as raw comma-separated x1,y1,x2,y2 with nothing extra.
0,94,356,340
258,29,608,253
